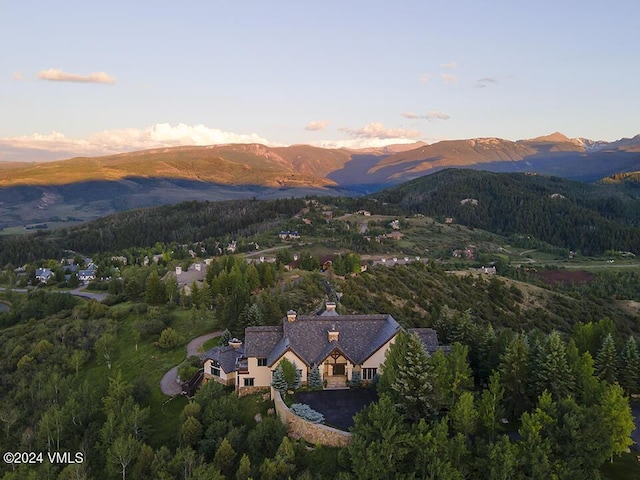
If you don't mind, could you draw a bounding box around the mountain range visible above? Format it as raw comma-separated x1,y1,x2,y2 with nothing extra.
0,132,639,228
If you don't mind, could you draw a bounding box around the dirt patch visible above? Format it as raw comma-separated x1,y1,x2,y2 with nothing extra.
535,269,595,286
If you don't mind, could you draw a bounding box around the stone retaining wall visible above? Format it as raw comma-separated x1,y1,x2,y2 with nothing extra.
273,390,352,447
237,386,269,397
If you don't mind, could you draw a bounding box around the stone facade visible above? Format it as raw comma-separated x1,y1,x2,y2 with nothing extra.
273,391,352,447
237,385,269,398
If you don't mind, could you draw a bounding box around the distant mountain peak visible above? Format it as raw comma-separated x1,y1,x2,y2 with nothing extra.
529,132,572,142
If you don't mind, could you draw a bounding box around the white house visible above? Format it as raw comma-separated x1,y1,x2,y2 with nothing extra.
35,268,54,283
201,302,447,395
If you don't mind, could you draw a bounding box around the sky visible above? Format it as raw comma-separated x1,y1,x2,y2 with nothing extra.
1,0,639,161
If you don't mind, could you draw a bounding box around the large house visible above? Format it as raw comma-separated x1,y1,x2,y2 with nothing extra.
201,302,446,395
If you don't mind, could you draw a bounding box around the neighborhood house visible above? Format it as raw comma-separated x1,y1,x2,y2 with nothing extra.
201,302,447,395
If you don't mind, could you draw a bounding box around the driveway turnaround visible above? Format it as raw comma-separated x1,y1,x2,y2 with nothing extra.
295,389,378,431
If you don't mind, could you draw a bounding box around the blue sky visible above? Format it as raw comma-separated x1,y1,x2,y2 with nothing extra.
2,0,639,160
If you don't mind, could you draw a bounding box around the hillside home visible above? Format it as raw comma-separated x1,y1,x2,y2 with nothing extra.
200,302,448,395
35,268,54,283
166,262,208,295
79,265,96,282
278,230,301,240
201,338,245,387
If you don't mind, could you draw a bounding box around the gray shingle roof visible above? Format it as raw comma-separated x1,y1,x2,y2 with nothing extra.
408,328,448,354
201,345,244,374
247,314,402,367
244,325,283,358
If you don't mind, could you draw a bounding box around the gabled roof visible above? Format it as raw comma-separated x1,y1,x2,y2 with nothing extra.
244,325,283,358
245,313,402,367
201,345,244,374
408,328,450,354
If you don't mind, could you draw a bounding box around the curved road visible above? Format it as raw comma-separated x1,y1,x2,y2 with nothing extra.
160,331,223,396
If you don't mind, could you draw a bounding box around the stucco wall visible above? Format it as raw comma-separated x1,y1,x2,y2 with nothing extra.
361,335,396,369
273,391,352,447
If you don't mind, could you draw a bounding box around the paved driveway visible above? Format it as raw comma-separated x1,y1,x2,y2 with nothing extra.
160,331,222,396
295,389,378,431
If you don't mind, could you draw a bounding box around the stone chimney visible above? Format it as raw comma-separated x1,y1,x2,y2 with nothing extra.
325,301,336,312
328,325,339,342
195,263,202,272
287,310,297,322
229,338,243,349
175,266,182,275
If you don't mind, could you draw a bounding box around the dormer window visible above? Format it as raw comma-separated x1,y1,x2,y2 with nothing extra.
328,326,339,342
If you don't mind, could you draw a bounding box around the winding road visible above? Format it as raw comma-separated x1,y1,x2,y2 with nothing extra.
160,331,223,396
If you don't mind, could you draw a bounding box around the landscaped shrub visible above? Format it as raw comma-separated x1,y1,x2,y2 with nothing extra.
308,364,323,389
157,327,180,348
290,403,325,424
178,355,202,381
271,364,288,395
348,370,362,388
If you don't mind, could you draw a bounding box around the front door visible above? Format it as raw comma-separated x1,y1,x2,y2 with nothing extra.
333,363,346,376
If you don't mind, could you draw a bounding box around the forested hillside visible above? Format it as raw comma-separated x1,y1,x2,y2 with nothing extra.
373,169,640,255
0,198,305,265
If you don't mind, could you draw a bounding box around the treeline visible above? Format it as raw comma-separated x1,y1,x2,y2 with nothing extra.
347,322,636,479
0,197,305,265
373,169,640,255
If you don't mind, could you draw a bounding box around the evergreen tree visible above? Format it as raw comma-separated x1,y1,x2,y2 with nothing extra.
450,391,478,437
213,438,236,478
219,329,232,347
271,364,288,396
499,333,530,418
307,364,323,389
618,336,640,395
531,331,575,400
144,270,166,305
378,331,410,395
235,453,251,480
447,342,474,408
348,395,414,479
486,435,517,480
598,382,635,463
390,332,436,421
429,349,451,412
595,333,618,384
412,419,463,480
478,371,505,440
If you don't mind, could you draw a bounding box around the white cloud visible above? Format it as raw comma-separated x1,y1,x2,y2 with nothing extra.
305,120,330,131
401,111,450,121
12,72,24,81
440,61,457,69
37,68,116,84
441,73,458,84
419,73,434,84
338,122,422,140
0,123,275,160
312,137,420,149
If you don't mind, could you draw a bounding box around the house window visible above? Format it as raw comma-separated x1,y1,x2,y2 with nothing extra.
210,365,220,377
257,358,267,367
244,378,255,387
361,368,377,381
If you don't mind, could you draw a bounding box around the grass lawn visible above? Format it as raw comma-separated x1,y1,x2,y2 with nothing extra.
77,302,219,448
201,336,221,352
600,452,640,479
